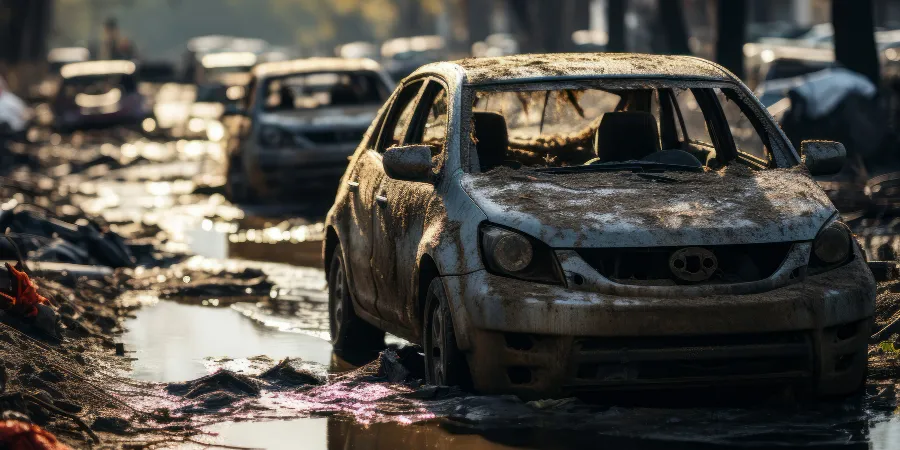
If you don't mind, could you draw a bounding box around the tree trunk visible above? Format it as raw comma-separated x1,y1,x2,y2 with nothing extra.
397,0,428,37
715,0,746,79
607,0,626,52
466,0,492,47
537,0,565,52
833,0,881,86
658,0,691,54
507,0,537,53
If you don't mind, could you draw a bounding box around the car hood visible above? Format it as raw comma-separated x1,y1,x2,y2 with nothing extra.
258,106,378,130
460,165,836,248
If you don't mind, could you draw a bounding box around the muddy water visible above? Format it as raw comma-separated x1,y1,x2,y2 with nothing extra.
122,301,332,382
63,136,900,449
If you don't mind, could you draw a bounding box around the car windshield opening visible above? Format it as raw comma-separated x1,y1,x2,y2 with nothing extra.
470,84,774,173
263,71,388,112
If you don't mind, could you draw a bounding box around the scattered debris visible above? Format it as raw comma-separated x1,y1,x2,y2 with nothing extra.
258,358,325,386
166,370,261,399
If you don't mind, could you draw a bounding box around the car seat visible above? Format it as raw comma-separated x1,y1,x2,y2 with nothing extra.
593,111,661,162
278,86,295,109
473,111,509,171
330,85,360,106
472,112,509,172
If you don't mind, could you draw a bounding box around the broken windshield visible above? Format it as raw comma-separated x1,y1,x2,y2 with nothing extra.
470,83,777,173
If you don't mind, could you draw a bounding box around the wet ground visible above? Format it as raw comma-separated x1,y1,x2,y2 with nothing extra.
15,131,900,449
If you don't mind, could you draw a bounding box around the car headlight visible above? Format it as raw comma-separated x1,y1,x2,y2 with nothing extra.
259,125,289,148
480,223,563,284
810,221,853,270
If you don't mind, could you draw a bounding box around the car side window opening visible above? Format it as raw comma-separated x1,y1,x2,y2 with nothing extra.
715,88,771,163
377,80,425,152
406,82,449,157
673,88,714,148
469,84,775,173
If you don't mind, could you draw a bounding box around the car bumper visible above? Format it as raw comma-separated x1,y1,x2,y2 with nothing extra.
441,257,875,398
247,146,354,193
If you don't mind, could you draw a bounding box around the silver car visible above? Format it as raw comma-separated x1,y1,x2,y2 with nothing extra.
324,53,875,398
225,58,394,201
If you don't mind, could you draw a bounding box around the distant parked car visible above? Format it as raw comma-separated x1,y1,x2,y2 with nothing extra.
51,60,148,132
224,58,393,201
325,53,874,399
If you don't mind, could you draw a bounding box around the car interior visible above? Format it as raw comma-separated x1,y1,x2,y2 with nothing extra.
471,87,772,172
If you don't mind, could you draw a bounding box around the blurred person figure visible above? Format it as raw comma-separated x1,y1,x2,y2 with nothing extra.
98,18,137,60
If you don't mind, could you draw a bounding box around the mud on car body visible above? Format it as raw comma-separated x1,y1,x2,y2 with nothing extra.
324,53,875,398
224,58,394,201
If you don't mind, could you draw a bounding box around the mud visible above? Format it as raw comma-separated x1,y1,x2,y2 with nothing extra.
453,53,729,85
466,165,830,245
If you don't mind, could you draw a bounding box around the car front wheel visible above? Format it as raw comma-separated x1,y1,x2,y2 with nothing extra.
328,243,384,360
423,277,472,389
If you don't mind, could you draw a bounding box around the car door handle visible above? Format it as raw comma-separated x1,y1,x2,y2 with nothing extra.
375,195,388,207
347,180,359,192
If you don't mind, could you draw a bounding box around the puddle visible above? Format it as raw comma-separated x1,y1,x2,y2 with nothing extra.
121,300,332,382
183,412,900,450
196,419,328,450
192,418,530,450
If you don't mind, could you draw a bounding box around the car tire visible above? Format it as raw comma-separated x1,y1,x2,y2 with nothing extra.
423,277,472,389
328,243,385,359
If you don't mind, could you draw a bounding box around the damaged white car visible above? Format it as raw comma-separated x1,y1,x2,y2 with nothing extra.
324,53,875,398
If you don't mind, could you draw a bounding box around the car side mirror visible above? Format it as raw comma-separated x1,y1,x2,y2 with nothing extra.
383,145,433,182
801,140,846,176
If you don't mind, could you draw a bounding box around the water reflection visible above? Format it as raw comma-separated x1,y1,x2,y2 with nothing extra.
121,300,332,382
199,419,328,450
195,412,900,450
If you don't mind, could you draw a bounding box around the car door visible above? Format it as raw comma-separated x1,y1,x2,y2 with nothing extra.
345,80,425,318
371,79,448,327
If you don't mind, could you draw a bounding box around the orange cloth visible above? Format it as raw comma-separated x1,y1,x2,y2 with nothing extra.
0,263,49,318
0,420,72,450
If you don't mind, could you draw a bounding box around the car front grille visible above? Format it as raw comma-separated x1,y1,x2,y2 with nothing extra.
566,331,812,389
575,243,793,285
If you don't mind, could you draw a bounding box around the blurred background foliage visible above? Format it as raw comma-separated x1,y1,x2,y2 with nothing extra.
52,0,444,59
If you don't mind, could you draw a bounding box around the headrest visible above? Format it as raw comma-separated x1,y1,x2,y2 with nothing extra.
594,111,661,162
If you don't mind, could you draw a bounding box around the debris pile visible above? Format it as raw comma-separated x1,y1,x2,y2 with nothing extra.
870,277,900,379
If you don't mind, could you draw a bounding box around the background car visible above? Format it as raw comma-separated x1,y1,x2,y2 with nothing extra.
224,58,394,202
51,60,149,132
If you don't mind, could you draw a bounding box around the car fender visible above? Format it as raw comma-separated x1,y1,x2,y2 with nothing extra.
410,171,487,348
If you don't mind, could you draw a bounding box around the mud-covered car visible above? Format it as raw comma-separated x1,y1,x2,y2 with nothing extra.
52,60,148,132
324,53,875,398
225,58,393,200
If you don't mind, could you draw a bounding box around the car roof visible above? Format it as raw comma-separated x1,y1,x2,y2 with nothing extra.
60,60,136,79
252,57,383,78
416,53,735,85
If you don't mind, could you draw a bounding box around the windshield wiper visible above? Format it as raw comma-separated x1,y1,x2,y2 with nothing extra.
535,161,704,174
